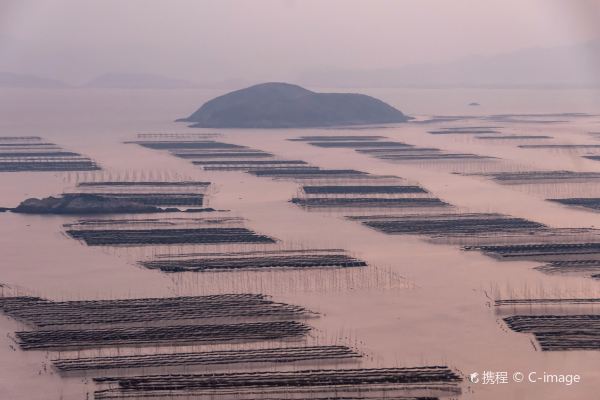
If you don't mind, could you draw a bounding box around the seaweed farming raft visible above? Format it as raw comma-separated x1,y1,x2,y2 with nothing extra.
65,216,276,246
77,180,211,188
128,135,376,179
0,136,99,172
67,226,275,246
53,345,361,372
292,180,447,211
350,213,546,237
536,260,600,278
192,159,309,171
128,135,447,210
519,144,600,149
548,197,600,212
292,197,448,209
129,140,246,150
289,135,388,141
463,231,600,280
140,249,367,272
69,193,204,207
0,292,316,351
427,126,501,135
128,137,302,173
475,135,552,140
302,185,428,195
67,179,212,207
93,366,462,399
472,171,600,184
291,134,492,162
496,298,600,351
0,293,313,328
465,242,600,260
15,320,311,351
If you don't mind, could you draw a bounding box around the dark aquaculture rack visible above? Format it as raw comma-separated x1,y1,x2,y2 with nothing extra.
519,144,600,149
0,294,313,328
503,314,600,351
193,160,310,171
0,136,43,141
496,290,600,351
475,135,552,140
1,289,326,377
350,213,546,236
292,197,449,208
66,227,276,246
370,153,493,161
0,136,99,172
64,192,205,206
172,147,272,154
0,142,58,147
128,136,440,213
15,320,311,351
472,170,600,184
192,160,308,165
495,298,600,306
430,126,502,130
129,137,377,179
130,135,447,212
464,242,600,259
286,135,600,283
77,181,211,187
250,168,368,178
536,260,600,276
357,147,440,154
136,133,220,139
128,140,246,150
64,216,244,229
68,179,213,209
52,345,361,372
548,198,600,211
0,160,99,172
427,129,500,135
140,250,367,272
0,151,81,157
292,135,492,162
292,180,444,210
288,135,388,141
94,390,447,400
463,233,600,281
176,151,274,158
301,185,428,195
93,366,462,399
307,141,414,148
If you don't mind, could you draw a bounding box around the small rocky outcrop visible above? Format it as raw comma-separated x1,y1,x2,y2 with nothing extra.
12,194,160,214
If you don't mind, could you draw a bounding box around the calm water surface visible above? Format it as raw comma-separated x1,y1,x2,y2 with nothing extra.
0,87,599,399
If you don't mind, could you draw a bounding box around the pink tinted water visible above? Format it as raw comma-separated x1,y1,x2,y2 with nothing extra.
0,88,599,399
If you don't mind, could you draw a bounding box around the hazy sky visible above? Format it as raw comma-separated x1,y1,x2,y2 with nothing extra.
1,0,599,84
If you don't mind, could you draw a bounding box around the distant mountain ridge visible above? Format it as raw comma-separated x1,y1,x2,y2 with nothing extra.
84,73,199,89
179,82,410,128
300,41,600,88
0,72,69,88
0,72,201,89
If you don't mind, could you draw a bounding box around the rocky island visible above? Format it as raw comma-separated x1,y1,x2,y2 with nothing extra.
178,82,410,128
4,193,213,215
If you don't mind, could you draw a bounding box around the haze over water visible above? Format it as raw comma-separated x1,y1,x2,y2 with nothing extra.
0,86,599,399
1,2,600,400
